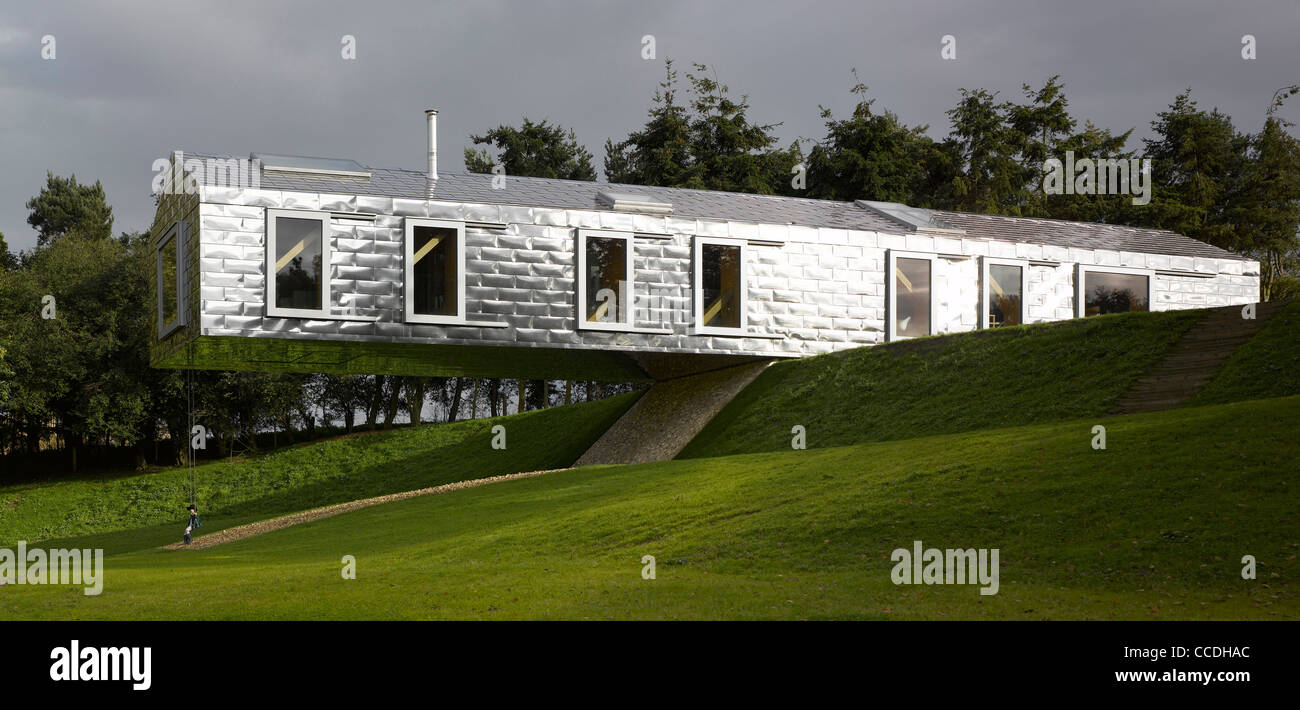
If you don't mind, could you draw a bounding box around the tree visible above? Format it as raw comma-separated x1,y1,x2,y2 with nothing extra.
943,88,1025,214
0,344,11,407
321,375,370,433
605,61,800,194
0,232,16,272
405,377,428,426
1231,86,1300,300
604,60,694,186
682,64,801,194
25,173,114,246
0,231,150,466
1139,90,1251,250
1044,120,1134,224
465,118,597,180
1006,76,1076,217
805,75,947,205
380,375,403,429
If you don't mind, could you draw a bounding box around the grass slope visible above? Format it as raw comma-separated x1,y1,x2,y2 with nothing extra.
1196,300,1300,404
5,395,1295,620
680,309,1202,458
0,393,638,553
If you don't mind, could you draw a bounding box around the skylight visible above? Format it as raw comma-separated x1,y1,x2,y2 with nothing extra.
856,200,964,235
254,153,371,179
596,190,673,215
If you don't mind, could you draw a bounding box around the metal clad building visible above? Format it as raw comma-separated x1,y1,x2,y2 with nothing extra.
148,120,1260,382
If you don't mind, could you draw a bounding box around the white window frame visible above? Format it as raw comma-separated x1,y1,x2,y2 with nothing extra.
266,208,333,319
156,221,187,338
403,217,466,325
1075,264,1155,318
886,250,940,341
576,229,635,332
692,236,748,335
980,256,1029,329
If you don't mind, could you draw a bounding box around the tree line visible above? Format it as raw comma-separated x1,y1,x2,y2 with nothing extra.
2,65,1297,476
467,62,1300,299
0,179,632,475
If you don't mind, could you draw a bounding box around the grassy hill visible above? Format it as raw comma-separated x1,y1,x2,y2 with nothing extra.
1197,300,1300,404
4,305,1296,621
4,394,1295,620
679,309,1202,458
0,392,639,553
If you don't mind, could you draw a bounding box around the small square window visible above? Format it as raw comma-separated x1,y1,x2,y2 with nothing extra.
577,230,634,330
411,226,459,317
693,237,746,334
266,209,332,318
404,218,466,324
888,251,937,340
981,258,1027,328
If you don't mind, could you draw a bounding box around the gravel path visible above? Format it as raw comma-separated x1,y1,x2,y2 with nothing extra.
162,468,570,551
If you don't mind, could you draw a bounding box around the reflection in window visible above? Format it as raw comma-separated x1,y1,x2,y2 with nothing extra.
895,257,931,337
159,234,178,327
274,216,324,311
1084,271,1148,316
701,243,741,329
585,236,628,323
411,225,458,317
987,263,1022,327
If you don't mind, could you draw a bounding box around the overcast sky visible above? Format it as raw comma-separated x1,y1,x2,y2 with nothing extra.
0,0,1296,251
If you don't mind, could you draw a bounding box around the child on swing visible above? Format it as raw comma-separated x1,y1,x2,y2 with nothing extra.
184,504,201,545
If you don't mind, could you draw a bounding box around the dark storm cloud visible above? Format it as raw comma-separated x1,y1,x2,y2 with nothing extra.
0,0,1296,250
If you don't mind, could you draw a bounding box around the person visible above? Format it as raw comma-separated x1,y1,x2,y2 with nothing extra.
184,504,201,545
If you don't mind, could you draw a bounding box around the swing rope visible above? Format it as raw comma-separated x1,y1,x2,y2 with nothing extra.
186,349,196,507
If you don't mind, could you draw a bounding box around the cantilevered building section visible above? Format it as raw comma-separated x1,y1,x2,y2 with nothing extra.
149,112,1260,382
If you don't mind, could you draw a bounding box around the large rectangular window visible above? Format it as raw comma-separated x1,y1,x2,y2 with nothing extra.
1078,266,1151,317
888,251,937,340
404,218,465,324
693,237,745,334
981,258,1026,328
156,221,186,337
266,209,331,318
577,230,633,330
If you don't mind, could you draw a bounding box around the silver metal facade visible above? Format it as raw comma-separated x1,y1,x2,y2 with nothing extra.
184,185,1261,361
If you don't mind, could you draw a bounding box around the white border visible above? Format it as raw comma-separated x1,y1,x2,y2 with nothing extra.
403,217,467,325
156,221,187,338
576,229,635,332
886,250,940,341
266,208,333,319
1075,264,1155,317
980,257,1029,329
692,236,747,335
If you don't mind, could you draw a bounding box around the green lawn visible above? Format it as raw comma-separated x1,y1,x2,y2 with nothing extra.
4,395,1295,620
0,393,639,554
679,309,1203,458
1196,300,1300,405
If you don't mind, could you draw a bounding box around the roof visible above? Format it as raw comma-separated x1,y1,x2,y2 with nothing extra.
184,152,1242,260
928,210,1237,260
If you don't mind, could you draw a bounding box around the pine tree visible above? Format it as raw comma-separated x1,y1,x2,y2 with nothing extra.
464,118,596,181
25,173,115,246
804,74,944,204
604,60,692,186
1231,87,1300,299
944,88,1024,214
1139,90,1251,250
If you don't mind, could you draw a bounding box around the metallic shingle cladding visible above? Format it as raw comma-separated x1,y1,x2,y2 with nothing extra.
186,151,1241,259
929,209,1238,260
162,151,1260,364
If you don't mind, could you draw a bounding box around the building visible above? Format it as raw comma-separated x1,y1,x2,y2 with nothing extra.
149,111,1260,382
